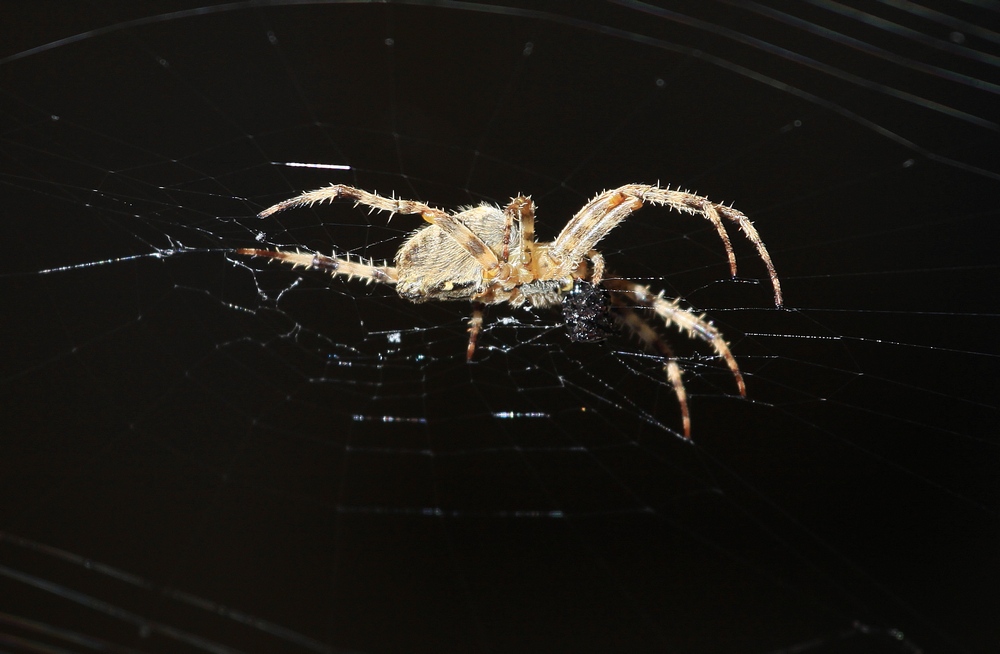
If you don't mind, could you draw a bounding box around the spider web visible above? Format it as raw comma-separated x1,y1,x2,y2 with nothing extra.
1,1,997,652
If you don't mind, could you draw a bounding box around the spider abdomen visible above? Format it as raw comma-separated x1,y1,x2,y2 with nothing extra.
394,204,517,302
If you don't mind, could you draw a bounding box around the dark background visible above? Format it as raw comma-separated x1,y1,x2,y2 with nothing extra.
1,2,997,653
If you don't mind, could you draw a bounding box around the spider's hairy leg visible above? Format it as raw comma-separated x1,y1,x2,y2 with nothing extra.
496,195,542,289
499,201,514,264
257,184,502,276
612,304,691,439
467,301,485,361
549,184,782,306
504,196,536,265
587,250,605,285
610,279,746,396
543,190,639,279
236,248,398,285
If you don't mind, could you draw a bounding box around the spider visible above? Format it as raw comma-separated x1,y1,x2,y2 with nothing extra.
238,183,782,438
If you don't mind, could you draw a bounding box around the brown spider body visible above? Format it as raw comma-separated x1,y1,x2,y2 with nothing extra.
394,205,527,303
238,183,782,438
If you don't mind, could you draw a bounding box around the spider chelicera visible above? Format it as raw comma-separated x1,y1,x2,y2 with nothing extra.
238,183,782,438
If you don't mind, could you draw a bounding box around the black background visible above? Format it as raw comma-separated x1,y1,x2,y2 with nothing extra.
1,2,997,653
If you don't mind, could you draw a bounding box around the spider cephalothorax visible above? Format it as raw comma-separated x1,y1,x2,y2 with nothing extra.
238,183,782,438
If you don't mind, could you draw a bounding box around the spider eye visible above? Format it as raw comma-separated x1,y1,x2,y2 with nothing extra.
562,280,613,343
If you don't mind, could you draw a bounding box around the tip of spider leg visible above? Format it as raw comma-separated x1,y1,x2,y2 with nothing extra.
257,199,296,219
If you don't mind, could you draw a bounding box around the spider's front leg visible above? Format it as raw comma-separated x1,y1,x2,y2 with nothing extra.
612,304,691,439
605,278,746,439
549,184,783,307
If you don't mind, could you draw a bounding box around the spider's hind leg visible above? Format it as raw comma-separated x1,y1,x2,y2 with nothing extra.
256,184,502,278
236,248,398,285
467,301,485,361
